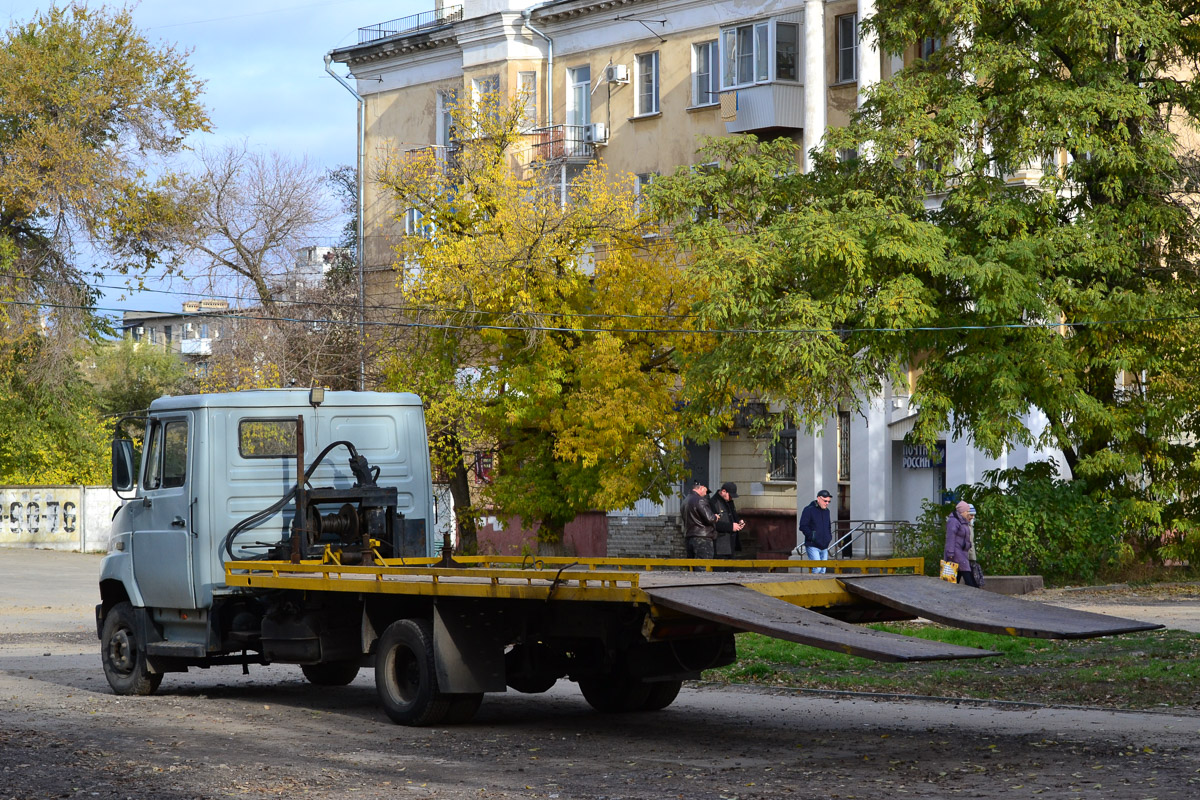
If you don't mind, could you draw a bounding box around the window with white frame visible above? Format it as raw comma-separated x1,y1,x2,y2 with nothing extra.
405,208,431,238
517,71,537,129
436,90,456,147
472,74,499,102
472,74,500,125
722,21,767,87
719,19,801,89
635,171,657,215
692,41,718,106
635,52,659,115
837,13,858,82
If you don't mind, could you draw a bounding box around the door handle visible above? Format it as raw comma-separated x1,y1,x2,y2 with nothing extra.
171,516,186,528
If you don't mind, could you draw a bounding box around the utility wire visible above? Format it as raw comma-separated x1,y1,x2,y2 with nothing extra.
6,297,1200,337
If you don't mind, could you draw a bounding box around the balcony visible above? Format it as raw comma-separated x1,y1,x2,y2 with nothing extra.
358,5,463,45
529,125,599,163
180,338,212,357
404,144,459,177
720,83,805,135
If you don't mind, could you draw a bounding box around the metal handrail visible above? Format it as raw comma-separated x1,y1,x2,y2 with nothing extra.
828,519,911,560
359,5,464,44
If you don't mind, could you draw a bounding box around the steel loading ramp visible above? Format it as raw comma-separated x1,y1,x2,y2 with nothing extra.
644,584,999,662
838,575,1164,639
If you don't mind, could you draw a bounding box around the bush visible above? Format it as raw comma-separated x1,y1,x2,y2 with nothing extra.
896,461,1122,585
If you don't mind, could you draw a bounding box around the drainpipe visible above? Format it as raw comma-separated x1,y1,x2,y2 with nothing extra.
521,8,553,127
324,51,367,391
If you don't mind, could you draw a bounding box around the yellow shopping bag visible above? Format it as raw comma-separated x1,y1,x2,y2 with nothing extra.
939,560,959,582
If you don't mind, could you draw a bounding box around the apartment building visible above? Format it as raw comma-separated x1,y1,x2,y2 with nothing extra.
121,299,231,377
329,0,1061,554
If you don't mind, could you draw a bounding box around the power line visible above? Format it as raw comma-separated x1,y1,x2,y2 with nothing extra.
6,297,1200,338
6,272,702,323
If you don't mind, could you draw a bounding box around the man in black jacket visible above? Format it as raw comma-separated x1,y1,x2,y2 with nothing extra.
680,480,716,559
797,489,833,573
709,482,746,559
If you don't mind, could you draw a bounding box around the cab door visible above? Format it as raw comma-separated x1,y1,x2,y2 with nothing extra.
129,414,197,609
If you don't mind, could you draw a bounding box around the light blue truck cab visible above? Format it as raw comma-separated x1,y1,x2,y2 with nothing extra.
97,389,434,695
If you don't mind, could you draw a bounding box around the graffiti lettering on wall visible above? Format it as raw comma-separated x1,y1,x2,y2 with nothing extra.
0,487,80,544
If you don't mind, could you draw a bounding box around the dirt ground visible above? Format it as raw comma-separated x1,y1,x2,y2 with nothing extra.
3,549,1200,800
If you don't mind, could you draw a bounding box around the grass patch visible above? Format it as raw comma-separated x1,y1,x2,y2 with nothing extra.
706,623,1200,710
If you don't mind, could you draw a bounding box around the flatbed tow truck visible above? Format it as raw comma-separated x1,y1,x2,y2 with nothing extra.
97,390,1159,726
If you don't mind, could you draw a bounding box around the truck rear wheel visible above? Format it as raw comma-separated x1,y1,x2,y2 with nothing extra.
301,660,360,686
101,601,162,696
374,618,450,726
578,672,652,713
641,679,682,711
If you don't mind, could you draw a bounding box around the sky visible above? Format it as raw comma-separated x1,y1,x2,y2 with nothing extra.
2,0,426,314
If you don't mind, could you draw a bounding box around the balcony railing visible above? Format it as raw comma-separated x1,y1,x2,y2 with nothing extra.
359,5,463,45
529,124,597,162
404,144,459,177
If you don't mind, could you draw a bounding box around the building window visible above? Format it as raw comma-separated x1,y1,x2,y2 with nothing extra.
692,41,718,106
722,21,768,88
405,208,431,238
636,52,659,115
517,71,537,129
720,20,800,89
837,13,858,82
436,89,456,147
920,36,942,59
635,172,657,215
472,74,499,103
769,428,797,481
776,23,798,81
837,410,851,482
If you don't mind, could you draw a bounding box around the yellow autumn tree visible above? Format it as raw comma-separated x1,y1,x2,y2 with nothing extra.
378,93,705,550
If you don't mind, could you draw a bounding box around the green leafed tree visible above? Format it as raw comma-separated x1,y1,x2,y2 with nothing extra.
377,93,704,551
654,1,1200,557
648,136,941,442
0,5,208,348
850,0,1200,552
87,335,194,419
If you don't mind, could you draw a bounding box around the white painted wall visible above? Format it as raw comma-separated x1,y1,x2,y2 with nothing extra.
0,486,120,553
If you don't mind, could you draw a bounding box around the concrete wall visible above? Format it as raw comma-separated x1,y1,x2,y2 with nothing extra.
0,486,119,553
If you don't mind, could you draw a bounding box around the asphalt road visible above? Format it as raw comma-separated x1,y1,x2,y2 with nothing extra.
2,548,1199,800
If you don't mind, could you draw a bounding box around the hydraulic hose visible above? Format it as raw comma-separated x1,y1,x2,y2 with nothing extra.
222,440,364,563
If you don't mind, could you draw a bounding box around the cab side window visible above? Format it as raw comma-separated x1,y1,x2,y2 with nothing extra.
143,419,189,490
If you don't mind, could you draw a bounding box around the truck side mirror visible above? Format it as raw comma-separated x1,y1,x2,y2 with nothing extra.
112,439,136,494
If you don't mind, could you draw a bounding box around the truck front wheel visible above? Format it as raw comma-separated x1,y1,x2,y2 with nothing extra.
101,601,162,696
374,618,450,726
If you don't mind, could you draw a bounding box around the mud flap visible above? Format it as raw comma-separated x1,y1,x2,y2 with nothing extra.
838,575,1164,638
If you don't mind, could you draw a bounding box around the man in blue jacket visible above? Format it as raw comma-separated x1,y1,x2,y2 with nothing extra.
798,489,833,573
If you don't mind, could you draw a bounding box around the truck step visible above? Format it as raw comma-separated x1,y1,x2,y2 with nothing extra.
146,641,208,658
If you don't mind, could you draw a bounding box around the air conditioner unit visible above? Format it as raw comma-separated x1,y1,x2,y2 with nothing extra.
604,63,629,84
585,122,609,144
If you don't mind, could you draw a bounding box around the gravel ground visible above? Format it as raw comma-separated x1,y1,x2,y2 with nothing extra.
2,549,1199,800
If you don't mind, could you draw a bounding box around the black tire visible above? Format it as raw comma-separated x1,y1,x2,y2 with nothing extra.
100,601,162,696
641,679,682,711
301,660,360,686
578,673,653,713
374,618,450,726
442,693,484,724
